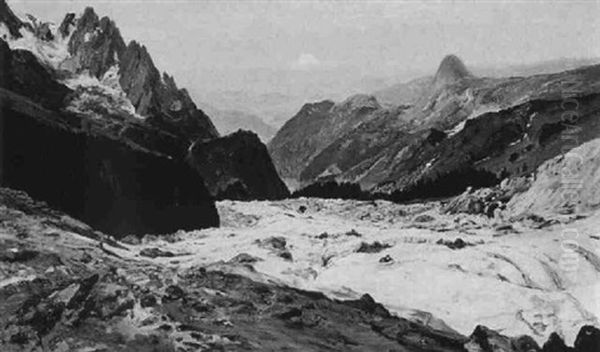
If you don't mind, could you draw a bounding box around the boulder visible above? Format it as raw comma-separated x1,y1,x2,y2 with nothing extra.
574,326,600,352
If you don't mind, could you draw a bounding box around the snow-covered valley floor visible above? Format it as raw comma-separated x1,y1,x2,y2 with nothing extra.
117,198,600,345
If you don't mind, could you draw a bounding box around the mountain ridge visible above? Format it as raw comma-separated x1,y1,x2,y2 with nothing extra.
270,54,600,198
0,0,288,236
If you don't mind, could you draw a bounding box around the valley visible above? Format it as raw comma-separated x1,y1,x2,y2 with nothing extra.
1,0,599,351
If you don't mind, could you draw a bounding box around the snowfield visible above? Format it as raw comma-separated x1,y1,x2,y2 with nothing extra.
0,22,72,68
1,16,144,121
62,65,144,119
117,197,600,346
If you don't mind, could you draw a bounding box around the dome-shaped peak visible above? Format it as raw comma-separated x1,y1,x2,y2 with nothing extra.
334,94,380,112
434,54,471,87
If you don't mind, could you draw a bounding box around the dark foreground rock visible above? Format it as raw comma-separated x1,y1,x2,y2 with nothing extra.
0,94,219,237
188,130,289,200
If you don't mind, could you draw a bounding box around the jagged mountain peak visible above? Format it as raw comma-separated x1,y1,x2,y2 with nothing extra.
0,0,25,38
80,6,99,22
58,13,76,38
433,54,472,87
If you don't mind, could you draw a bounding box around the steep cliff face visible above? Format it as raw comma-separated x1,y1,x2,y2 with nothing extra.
189,130,290,200
0,0,24,38
268,95,381,187
61,7,126,78
0,40,70,110
268,100,335,183
1,103,219,236
1,2,287,202
0,39,218,237
59,8,219,143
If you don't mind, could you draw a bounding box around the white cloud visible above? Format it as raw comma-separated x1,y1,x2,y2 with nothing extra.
291,53,321,70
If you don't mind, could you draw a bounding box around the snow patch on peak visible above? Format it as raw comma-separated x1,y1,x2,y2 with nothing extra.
62,65,144,120
0,20,72,68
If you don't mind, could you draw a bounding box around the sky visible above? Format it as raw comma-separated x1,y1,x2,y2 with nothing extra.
7,0,600,117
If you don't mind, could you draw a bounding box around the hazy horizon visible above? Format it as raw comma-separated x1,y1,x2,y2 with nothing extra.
8,0,600,124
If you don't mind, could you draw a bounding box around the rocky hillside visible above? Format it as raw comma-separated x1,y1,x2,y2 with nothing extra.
270,54,600,197
268,95,383,188
0,39,219,237
0,0,287,204
1,187,599,351
0,1,288,210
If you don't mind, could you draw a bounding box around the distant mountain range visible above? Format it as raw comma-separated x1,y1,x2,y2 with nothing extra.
269,55,600,197
190,57,599,131
374,57,600,107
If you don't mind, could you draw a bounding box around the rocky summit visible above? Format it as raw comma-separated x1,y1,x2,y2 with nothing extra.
0,0,288,239
433,54,473,88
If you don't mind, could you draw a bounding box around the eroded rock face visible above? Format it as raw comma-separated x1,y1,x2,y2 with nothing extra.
0,40,70,110
57,7,219,143
63,7,126,78
0,98,219,237
1,0,287,206
0,40,218,237
188,130,289,200
0,0,24,38
117,41,219,142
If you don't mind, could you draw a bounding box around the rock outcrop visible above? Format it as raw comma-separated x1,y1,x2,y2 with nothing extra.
59,7,219,143
0,39,218,237
62,7,126,78
0,40,70,110
188,130,289,200
1,2,288,203
0,0,24,38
